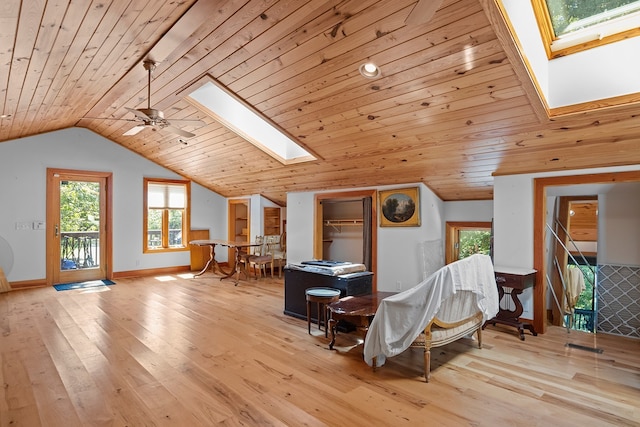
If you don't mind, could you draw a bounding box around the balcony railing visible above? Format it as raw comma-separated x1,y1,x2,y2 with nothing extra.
147,229,183,248
61,230,183,270
573,309,595,332
60,231,99,270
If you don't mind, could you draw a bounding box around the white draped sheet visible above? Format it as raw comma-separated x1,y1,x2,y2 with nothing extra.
363,254,500,367
565,266,586,312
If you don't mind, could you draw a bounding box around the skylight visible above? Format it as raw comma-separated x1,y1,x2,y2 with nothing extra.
500,0,640,112
533,0,640,58
186,77,316,165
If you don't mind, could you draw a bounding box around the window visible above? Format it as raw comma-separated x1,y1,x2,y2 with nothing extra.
445,222,492,264
532,0,640,58
143,178,190,252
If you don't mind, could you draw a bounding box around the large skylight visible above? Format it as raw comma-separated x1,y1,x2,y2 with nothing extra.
500,0,640,111
186,77,316,165
533,0,640,58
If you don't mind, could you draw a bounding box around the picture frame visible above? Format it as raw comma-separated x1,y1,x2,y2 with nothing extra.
379,186,421,227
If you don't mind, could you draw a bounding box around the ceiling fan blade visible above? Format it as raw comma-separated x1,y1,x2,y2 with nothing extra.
164,125,195,138
125,107,152,122
168,118,205,127
123,125,146,136
81,116,138,122
405,0,443,26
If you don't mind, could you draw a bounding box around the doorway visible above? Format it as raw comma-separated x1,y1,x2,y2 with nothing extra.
548,196,598,332
46,169,112,285
533,170,640,334
314,190,377,289
228,198,250,261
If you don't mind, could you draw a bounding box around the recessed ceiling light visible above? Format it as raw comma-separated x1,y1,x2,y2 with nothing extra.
359,62,381,78
0,114,12,118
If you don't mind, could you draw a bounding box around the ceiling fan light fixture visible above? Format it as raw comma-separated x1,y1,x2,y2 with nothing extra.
119,60,203,139
359,62,381,78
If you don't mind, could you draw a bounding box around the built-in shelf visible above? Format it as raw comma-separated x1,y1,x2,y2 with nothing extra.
264,207,281,236
324,218,363,232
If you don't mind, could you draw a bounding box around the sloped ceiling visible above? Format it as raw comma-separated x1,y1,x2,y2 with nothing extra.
2,0,640,206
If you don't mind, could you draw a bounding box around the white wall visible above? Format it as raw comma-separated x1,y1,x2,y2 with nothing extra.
287,191,316,264
444,200,493,222
598,182,640,265
0,128,226,281
377,183,444,291
323,200,363,264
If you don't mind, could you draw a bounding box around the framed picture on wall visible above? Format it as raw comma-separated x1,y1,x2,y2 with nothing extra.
379,186,420,227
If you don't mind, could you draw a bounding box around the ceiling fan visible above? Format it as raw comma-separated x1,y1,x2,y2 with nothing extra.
122,60,204,138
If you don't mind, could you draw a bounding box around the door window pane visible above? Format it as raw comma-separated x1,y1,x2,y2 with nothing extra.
59,180,101,270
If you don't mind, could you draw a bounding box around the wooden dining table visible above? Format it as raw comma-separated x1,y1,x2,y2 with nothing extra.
189,239,261,285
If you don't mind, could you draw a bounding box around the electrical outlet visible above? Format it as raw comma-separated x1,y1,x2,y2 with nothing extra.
396,280,401,290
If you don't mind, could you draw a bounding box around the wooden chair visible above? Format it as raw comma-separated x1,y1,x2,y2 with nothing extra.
269,231,286,278
247,236,274,279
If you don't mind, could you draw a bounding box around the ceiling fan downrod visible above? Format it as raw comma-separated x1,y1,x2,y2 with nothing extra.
143,60,157,111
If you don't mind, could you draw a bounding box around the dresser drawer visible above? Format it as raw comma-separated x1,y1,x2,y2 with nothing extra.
494,271,535,290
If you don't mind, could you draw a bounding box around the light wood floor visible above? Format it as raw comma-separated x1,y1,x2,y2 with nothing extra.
1,273,639,426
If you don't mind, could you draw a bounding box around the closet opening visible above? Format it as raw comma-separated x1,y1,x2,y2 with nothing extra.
314,190,377,290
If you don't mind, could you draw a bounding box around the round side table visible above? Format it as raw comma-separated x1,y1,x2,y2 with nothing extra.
305,287,341,337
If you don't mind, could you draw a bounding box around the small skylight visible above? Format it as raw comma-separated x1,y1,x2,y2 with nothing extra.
186,77,316,165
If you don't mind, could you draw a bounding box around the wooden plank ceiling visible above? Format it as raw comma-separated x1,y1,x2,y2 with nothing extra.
2,0,640,205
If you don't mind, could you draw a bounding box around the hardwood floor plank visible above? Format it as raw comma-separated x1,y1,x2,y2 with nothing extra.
1,275,638,426
1,350,41,424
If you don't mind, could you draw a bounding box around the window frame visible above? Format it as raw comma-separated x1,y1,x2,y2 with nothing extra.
531,0,640,59
445,221,492,264
143,178,191,253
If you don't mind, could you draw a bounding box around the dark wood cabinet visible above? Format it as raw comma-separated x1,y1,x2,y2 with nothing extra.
284,267,373,322
485,267,537,340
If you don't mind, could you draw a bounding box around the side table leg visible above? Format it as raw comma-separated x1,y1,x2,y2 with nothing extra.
328,318,337,350
524,323,538,337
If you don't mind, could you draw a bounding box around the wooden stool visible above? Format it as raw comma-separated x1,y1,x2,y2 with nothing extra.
305,287,341,337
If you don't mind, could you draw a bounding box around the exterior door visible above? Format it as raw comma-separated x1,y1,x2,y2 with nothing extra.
47,169,111,285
